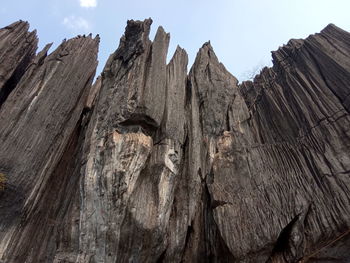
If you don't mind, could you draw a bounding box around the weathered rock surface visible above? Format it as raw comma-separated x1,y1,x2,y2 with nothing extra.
0,21,38,107
0,32,99,262
0,19,350,263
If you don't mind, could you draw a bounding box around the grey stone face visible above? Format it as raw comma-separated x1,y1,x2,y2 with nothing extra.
0,20,350,263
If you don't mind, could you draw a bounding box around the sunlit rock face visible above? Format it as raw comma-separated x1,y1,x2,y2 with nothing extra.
0,19,350,263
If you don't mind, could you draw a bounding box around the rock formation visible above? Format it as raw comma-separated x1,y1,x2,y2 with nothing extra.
0,18,350,262
0,21,38,107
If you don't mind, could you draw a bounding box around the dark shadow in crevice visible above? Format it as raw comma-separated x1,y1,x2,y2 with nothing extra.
273,215,299,253
0,52,33,108
266,214,301,263
204,182,235,263
156,247,167,263
118,113,158,137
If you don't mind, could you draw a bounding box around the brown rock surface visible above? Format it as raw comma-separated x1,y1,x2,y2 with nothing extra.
0,20,350,263
0,30,99,262
0,21,38,107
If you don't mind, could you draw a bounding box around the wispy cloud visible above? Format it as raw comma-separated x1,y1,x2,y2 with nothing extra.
79,0,97,8
62,16,90,33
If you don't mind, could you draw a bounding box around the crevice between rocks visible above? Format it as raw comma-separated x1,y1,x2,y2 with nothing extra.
118,113,158,137
267,214,301,262
0,52,33,108
204,180,235,262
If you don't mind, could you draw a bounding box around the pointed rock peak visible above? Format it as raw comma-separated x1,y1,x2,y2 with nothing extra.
276,38,304,51
155,25,165,34
271,38,304,67
174,45,187,57
153,25,170,44
127,18,152,27
175,44,183,51
197,41,215,56
113,18,153,63
168,45,188,66
37,43,53,57
125,18,152,41
191,40,220,70
201,41,212,49
321,23,346,34
200,41,217,58
90,34,101,44
4,20,29,31
320,23,350,41
271,23,349,67
190,39,238,88
286,38,304,48
48,35,98,64
153,26,170,43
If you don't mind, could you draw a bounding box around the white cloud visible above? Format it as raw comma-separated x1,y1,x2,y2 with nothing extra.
79,0,97,8
62,16,90,33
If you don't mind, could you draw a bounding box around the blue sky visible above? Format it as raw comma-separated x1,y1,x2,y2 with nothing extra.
1,0,349,81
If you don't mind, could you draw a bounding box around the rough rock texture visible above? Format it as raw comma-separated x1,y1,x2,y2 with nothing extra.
1,19,350,263
0,32,99,262
0,21,38,107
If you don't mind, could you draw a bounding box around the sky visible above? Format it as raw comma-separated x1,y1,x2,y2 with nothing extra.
1,0,349,82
